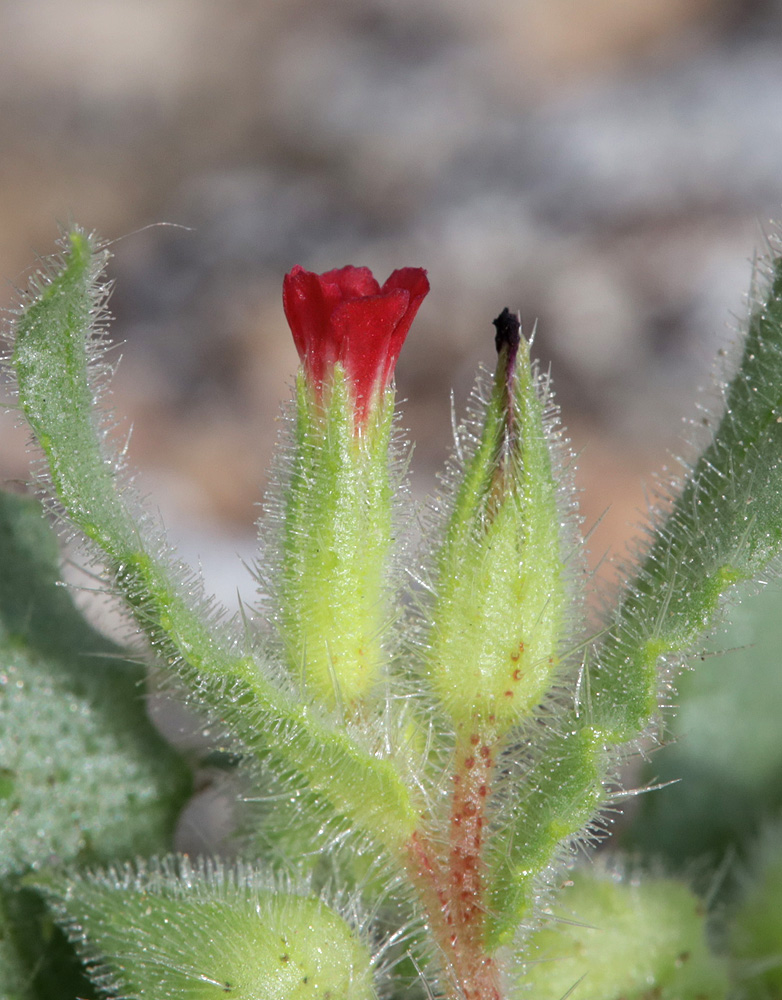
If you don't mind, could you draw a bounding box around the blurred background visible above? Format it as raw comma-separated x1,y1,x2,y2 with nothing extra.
2,0,782,605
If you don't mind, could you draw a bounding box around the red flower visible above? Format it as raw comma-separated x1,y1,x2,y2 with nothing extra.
283,264,429,420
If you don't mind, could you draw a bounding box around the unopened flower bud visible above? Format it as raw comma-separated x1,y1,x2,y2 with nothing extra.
279,264,428,711
426,309,570,733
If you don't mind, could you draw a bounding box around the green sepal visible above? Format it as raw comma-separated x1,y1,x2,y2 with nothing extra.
426,328,569,731
594,250,782,741
519,866,729,1000
34,859,376,1000
280,369,395,712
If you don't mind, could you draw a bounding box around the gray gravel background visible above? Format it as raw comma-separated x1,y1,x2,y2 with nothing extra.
2,0,782,609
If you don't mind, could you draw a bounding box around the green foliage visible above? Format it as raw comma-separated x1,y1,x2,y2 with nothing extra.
595,253,782,742
484,724,606,946
36,860,376,1000
6,228,782,1000
626,582,782,867
0,491,190,873
0,488,191,1000
520,867,729,1000
477,249,782,952
1,887,96,1000
0,891,35,1000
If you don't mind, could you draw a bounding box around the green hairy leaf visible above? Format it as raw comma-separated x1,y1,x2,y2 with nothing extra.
0,491,190,872
36,859,376,1000
595,253,782,740
0,488,191,999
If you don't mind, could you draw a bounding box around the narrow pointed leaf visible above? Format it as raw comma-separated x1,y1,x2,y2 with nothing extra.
594,253,782,740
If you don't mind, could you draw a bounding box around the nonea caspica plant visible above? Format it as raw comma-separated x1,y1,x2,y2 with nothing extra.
3,228,782,1000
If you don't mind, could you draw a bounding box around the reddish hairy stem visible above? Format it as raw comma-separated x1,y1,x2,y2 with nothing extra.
406,730,502,1000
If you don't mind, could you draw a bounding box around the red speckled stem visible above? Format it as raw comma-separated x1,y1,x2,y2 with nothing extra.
406,729,502,1000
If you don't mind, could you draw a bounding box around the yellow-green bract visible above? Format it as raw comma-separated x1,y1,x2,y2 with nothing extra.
279,368,397,711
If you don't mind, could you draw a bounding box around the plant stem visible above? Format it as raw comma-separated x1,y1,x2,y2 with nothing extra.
406,729,503,1000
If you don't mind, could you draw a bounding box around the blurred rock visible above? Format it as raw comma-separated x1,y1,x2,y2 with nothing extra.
1,0,781,576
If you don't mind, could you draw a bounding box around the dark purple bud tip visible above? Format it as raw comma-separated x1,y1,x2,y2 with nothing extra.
492,308,521,357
